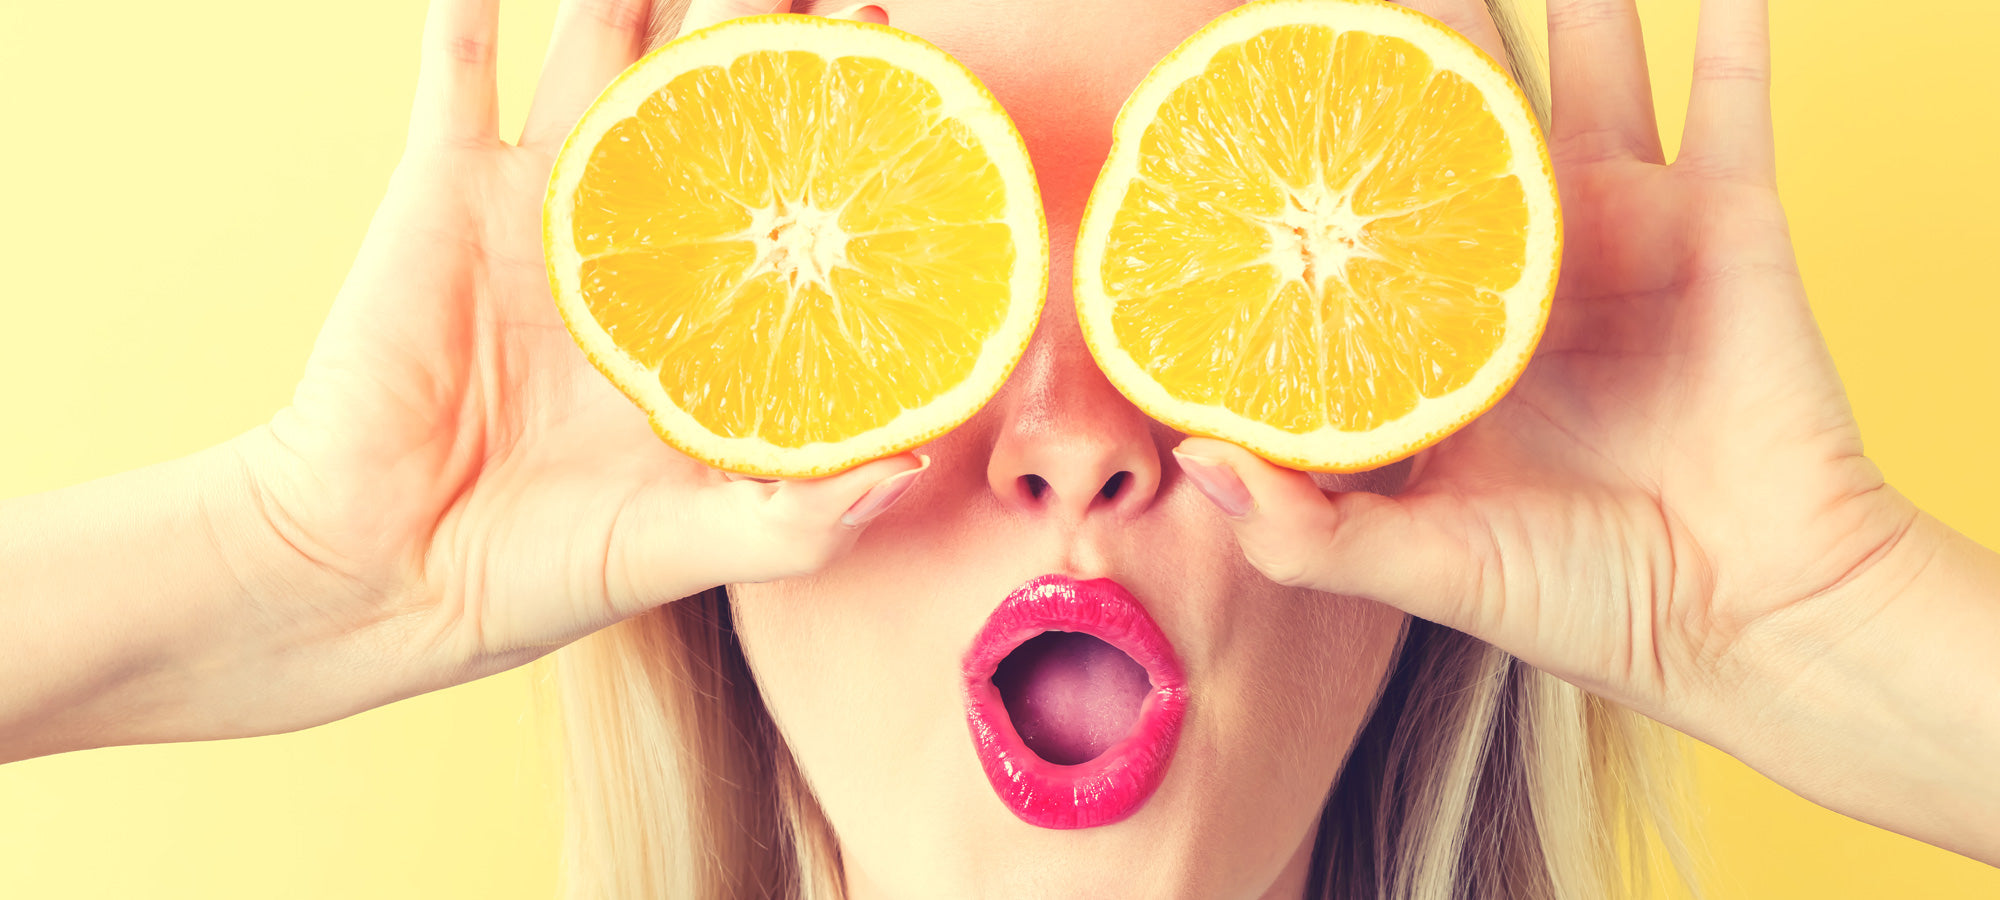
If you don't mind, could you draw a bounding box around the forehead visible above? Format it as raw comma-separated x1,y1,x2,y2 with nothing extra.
649,0,1245,114
638,0,1424,495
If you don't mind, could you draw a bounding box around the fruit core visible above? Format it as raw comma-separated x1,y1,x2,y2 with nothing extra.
1268,182,1372,291
748,199,850,291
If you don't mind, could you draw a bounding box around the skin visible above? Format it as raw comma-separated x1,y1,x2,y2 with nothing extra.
2,0,1998,896
725,0,1406,895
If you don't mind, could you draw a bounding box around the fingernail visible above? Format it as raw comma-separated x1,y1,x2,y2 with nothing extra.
833,3,888,23
841,455,929,527
1174,451,1253,518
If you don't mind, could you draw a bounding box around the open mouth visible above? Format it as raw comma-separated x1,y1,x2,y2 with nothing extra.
962,574,1189,829
992,631,1151,765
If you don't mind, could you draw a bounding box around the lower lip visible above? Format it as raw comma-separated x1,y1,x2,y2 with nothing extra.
962,573,1189,829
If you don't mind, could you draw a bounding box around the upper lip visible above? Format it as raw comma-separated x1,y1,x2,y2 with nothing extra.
961,572,1189,829
961,574,1187,693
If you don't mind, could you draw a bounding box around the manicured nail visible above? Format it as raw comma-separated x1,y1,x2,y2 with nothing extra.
841,455,929,526
834,3,888,23
1174,451,1253,518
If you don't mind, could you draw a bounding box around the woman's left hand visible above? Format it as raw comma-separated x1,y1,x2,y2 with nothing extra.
1174,0,2000,864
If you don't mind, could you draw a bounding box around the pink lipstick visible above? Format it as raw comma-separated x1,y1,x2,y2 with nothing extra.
962,573,1189,829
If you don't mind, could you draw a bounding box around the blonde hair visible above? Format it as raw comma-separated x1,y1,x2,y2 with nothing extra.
544,2,1704,897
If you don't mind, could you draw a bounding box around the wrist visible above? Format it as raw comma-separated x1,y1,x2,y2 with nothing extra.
225,421,519,721
1710,504,2000,864
194,426,433,730
212,425,381,650
133,431,403,742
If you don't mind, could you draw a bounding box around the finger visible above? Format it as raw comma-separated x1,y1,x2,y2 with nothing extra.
1679,0,1775,185
1172,439,1486,633
828,3,890,25
1398,0,1508,66
410,0,502,147
677,0,790,36
607,453,930,611
520,0,651,152
1546,0,1665,164
520,0,887,153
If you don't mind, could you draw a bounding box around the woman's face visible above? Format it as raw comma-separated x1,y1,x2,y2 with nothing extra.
726,0,1411,895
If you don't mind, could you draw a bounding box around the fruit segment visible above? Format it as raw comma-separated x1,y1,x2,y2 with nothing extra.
1103,23,1530,433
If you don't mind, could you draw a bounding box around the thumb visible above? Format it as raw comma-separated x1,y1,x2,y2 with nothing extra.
1171,437,1486,632
607,452,930,615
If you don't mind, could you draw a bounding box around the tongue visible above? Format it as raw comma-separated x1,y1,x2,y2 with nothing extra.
990,631,1152,766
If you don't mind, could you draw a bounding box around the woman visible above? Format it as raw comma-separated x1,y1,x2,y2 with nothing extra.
1,0,1995,897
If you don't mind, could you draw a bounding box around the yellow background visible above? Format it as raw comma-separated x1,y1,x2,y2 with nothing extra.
1,0,1996,896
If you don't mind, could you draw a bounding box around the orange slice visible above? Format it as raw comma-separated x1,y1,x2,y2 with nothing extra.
1073,0,1561,472
546,16,1047,477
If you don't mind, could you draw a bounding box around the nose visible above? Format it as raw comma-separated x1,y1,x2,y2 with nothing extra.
984,312,1165,521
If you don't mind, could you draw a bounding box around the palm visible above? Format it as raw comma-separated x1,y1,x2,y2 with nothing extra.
270,141,713,672
255,0,909,686
1409,150,1907,719
1189,0,1922,733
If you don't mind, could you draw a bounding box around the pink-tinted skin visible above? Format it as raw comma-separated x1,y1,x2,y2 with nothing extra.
725,0,1412,896
963,574,1191,829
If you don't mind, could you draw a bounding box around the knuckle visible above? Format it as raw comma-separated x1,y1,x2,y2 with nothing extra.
444,35,493,65
409,131,495,154
1691,54,1771,87
1547,0,1628,35
579,0,648,32
1243,501,1360,590
1550,127,1640,167
1672,149,1776,189
1243,542,1321,589
755,496,847,575
1690,257,1799,292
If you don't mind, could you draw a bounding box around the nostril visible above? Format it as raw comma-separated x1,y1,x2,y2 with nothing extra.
1016,472,1134,506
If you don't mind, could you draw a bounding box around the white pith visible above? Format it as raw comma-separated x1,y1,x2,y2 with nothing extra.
1072,0,1561,472
545,18,1047,477
746,199,851,293
1266,180,1380,288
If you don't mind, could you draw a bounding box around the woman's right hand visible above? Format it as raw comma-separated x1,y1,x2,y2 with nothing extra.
240,0,919,711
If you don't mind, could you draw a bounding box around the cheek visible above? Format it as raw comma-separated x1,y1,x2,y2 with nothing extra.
1279,596,1407,777
1169,590,1407,865
728,575,924,762
726,568,982,859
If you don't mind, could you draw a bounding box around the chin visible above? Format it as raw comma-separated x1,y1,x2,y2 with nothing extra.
728,488,1404,898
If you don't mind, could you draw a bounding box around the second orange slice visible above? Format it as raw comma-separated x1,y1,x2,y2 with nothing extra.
1074,0,1561,472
